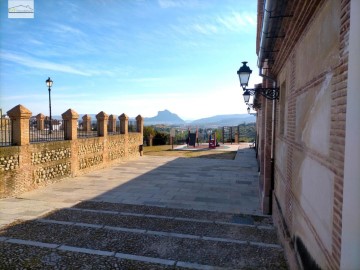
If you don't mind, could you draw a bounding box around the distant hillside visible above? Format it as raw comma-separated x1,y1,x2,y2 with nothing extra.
190,114,256,126
52,110,256,127
144,110,185,125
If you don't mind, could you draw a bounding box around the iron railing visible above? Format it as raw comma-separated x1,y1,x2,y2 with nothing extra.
108,120,121,136
128,120,137,132
29,119,67,143
77,120,97,138
0,111,12,146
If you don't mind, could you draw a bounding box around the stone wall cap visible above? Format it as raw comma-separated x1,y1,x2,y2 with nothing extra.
96,111,109,120
119,113,129,119
136,115,144,121
36,113,45,119
82,114,91,120
62,109,79,120
109,114,117,119
7,104,32,118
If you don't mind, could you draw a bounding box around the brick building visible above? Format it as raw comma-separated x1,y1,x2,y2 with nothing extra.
253,0,359,269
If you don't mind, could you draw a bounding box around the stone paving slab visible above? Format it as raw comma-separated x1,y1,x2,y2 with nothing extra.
0,145,261,228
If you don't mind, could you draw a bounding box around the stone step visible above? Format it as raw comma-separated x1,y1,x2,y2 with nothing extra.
74,201,274,226
0,202,288,269
41,207,278,245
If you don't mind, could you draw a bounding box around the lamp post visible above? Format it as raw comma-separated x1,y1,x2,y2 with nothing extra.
45,77,53,133
237,62,279,103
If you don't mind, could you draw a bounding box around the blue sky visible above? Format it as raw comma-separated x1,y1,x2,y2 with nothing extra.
1,0,261,120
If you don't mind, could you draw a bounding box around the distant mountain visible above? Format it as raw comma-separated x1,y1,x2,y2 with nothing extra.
190,114,256,126
144,110,185,125
52,110,256,127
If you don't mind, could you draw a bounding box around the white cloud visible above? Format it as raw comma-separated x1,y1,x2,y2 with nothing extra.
216,12,257,31
1,52,91,76
191,23,218,35
51,23,85,37
157,0,201,8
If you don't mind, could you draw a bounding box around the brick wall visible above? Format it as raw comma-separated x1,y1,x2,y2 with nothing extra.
257,0,350,269
0,105,144,199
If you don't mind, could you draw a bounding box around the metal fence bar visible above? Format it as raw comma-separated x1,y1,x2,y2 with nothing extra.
0,112,12,146
77,120,98,138
29,119,66,143
108,120,121,136
128,120,136,133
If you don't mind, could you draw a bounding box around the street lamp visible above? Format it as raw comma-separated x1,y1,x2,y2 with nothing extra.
237,62,279,103
45,77,53,133
246,104,258,115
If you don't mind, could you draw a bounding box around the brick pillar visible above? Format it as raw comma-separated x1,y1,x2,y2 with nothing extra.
96,111,108,137
119,113,129,134
136,115,144,136
108,114,117,133
82,114,91,132
62,109,79,140
36,113,45,130
147,135,153,146
7,104,32,146
235,132,239,144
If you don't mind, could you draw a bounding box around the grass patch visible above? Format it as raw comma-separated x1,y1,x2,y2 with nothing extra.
143,145,237,160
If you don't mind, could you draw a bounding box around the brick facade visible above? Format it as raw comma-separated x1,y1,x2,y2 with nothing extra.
256,0,353,269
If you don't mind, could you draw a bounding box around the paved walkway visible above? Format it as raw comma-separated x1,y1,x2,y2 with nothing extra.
0,144,289,269
0,144,260,228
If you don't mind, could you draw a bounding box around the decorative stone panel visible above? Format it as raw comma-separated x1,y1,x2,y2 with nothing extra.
31,147,71,164
128,133,141,145
78,143,103,156
79,155,103,170
128,145,139,157
0,155,19,171
109,149,126,160
33,162,71,183
108,138,126,160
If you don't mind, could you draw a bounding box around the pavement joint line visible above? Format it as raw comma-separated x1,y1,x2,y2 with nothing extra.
249,241,282,249
66,207,262,228
119,211,145,217
74,222,104,229
34,218,279,247
58,245,115,257
0,236,9,242
201,236,247,245
103,225,147,234
5,238,60,249
144,213,175,220
70,207,119,215
146,230,201,240
175,261,231,270
214,221,256,228
38,218,76,226
115,253,176,266
257,225,275,230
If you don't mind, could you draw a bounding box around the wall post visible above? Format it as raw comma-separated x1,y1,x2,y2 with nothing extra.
108,114,117,133
235,132,239,144
96,111,108,137
36,113,45,130
119,113,129,135
7,104,32,146
62,109,79,140
136,115,144,136
82,114,91,132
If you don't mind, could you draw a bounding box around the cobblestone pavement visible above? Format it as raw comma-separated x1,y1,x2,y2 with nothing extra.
0,144,288,269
